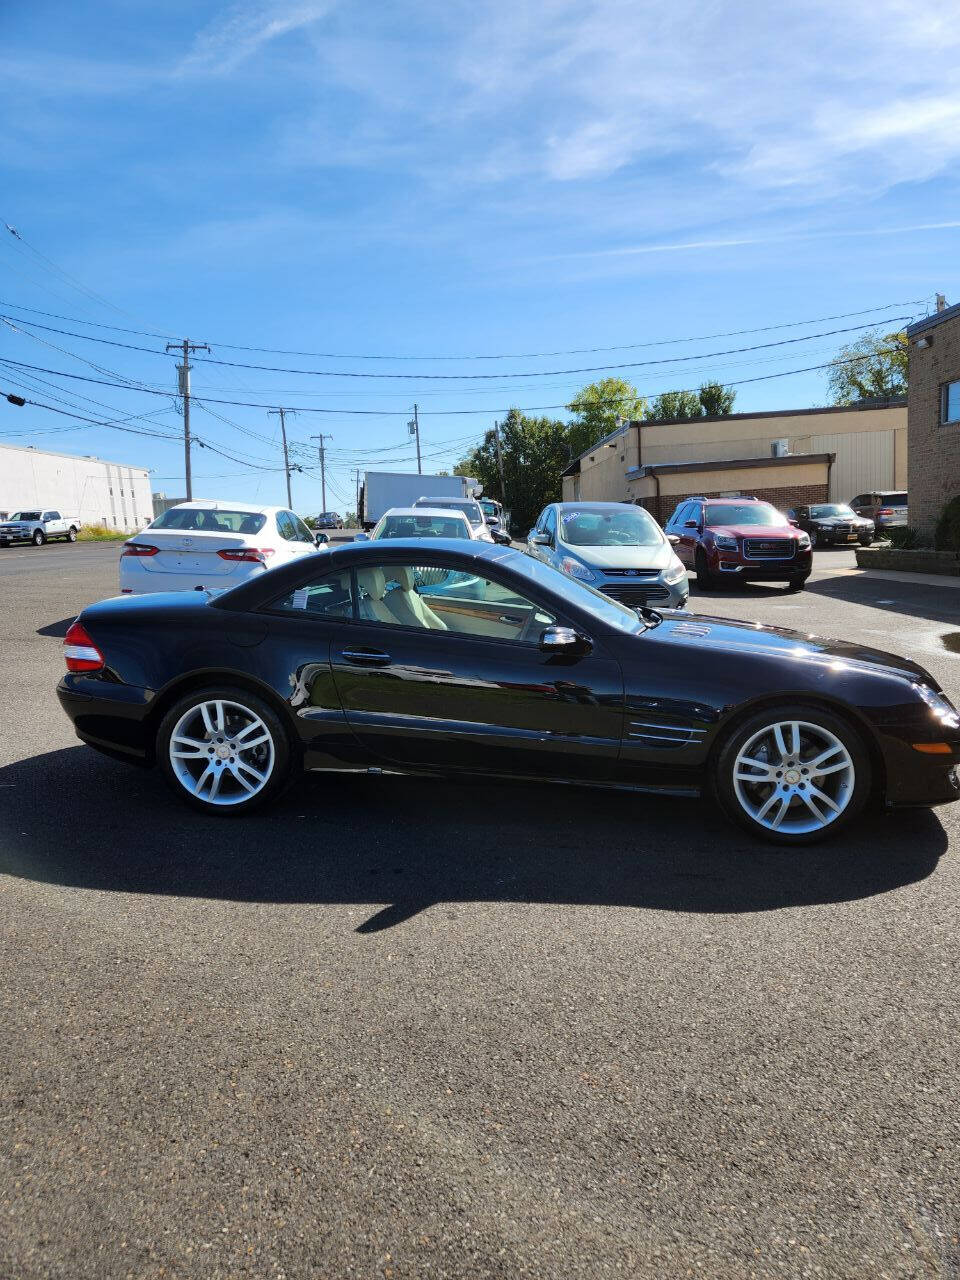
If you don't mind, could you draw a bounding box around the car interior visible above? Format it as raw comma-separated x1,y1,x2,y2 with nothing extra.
281,565,556,642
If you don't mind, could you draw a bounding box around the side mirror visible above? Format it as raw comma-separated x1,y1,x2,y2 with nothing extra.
788,518,799,528
683,520,698,529
540,625,590,654
530,532,551,546
666,533,680,546
314,531,330,545
492,530,511,545
354,532,370,542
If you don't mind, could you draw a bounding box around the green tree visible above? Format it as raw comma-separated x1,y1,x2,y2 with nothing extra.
827,330,908,404
647,389,703,421
565,378,646,459
457,408,570,533
697,381,736,416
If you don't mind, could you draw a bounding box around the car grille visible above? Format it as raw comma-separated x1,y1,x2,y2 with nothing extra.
601,584,671,605
743,538,795,560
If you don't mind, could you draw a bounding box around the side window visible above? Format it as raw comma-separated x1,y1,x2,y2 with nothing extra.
671,503,690,528
534,508,547,533
276,512,297,541
271,569,354,618
354,561,557,643
46,511,60,520
543,508,557,540
292,514,315,543
851,495,866,509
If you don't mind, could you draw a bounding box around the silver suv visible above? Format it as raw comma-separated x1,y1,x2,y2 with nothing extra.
849,491,908,531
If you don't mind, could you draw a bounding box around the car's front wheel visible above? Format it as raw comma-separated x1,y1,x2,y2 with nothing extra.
32,529,45,546
695,548,716,590
859,533,873,547
157,688,293,815
786,574,808,591
714,705,871,844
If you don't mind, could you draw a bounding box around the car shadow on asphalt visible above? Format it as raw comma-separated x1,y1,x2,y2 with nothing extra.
36,618,76,638
801,574,960,629
0,747,947,932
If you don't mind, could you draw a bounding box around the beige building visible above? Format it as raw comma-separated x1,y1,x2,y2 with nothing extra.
906,302,960,537
561,398,907,525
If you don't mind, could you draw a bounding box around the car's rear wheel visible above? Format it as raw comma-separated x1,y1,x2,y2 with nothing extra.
66,527,77,542
157,688,293,815
714,705,871,844
32,529,45,546
695,548,716,590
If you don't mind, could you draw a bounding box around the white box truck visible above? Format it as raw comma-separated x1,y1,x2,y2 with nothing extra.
360,472,481,529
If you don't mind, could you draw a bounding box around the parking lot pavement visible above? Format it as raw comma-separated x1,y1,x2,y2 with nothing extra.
2,545,960,1278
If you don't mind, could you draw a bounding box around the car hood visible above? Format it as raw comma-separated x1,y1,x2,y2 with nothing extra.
649,611,938,688
811,515,865,525
558,539,673,570
709,524,799,540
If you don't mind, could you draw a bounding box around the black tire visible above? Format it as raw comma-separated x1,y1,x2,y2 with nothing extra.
156,686,295,816
713,703,872,845
695,547,716,591
0,541,8,549
810,528,820,548
32,529,45,547
859,534,873,547
786,575,808,592
66,527,78,542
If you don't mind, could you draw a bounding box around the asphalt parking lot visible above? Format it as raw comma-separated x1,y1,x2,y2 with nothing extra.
2,541,960,1278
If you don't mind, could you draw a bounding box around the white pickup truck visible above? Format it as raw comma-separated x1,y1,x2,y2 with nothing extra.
0,509,80,547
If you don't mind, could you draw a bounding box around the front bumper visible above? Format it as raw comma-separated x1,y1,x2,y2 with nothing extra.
595,574,689,609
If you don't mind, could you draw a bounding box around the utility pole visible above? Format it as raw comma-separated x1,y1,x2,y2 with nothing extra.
165,339,210,501
493,419,506,504
408,404,422,474
310,433,332,513
354,468,361,520
268,408,297,507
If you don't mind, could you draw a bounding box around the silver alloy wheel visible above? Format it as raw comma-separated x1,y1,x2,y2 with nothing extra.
168,698,275,806
732,719,855,835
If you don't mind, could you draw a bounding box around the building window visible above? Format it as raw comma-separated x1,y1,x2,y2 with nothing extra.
942,380,960,424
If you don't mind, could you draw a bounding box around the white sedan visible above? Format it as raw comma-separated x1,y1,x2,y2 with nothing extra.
365,506,476,541
119,501,327,595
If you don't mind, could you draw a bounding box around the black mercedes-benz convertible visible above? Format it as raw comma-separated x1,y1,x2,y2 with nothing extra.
58,539,960,845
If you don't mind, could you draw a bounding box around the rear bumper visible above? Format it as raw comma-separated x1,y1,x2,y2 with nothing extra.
57,677,153,764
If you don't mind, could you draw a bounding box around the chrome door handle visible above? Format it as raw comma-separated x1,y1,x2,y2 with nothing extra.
341,649,392,667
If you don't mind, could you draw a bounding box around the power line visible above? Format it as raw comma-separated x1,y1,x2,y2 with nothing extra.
0,296,927,360
0,349,907,416
0,312,915,380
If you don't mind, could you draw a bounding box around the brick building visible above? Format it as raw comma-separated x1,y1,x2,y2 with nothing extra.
905,302,960,537
561,399,906,522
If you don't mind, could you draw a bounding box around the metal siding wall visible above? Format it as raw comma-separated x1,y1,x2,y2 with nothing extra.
805,431,894,502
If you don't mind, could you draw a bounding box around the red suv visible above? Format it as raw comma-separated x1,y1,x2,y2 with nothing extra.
665,496,812,592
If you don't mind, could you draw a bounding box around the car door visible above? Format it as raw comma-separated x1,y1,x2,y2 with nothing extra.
288,511,320,558
540,506,560,568
672,503,699,566
44,511,62,535
526,508,549,560
328,553,624,779
850,494,869,518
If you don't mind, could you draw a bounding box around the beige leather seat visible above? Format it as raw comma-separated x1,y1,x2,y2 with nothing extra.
386,566,448,629
356,568,396,624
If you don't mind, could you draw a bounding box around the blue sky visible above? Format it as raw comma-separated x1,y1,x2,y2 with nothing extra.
1,0,958,514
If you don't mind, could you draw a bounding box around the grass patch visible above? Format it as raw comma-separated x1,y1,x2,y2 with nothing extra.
77,524,128,542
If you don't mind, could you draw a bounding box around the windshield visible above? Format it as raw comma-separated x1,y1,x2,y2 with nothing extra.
560,506,661,547
150,507,267,533
417,498,483,526
810,504,856,519
10,511,41,521
374,513,470,539
503,550,646,635
704,503,787,527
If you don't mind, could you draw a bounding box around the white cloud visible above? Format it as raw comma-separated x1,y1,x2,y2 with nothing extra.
176,1,335,76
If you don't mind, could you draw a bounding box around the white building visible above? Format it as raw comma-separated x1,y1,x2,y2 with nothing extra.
0,442,152,532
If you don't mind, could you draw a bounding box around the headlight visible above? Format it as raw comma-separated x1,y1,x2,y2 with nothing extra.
714,535,737,550
560,557,596,582
915,683,960,727
797,533,811,549
662,558,687,585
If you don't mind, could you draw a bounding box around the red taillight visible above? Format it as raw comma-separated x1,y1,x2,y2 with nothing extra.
121,542,159,558
877,508,894,516
63,621,104,673
216,547,274,563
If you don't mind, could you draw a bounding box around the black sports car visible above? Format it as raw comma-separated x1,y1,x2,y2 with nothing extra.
58,539,960,845
788,503,875,547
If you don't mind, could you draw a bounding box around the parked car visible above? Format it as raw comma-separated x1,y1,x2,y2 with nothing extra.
787,503,875,547
366,507,476,540
314,512,344,530
526,501,688,609
413,496,496,542
0,509,79,546
849,490,908,531
664,496,812,591
59,539,960,845
119,501,328,595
